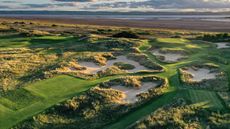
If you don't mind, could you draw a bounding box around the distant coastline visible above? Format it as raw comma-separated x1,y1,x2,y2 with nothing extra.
1,11,230,32
0,11,230,21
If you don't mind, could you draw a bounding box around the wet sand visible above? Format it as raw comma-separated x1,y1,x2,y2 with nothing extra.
1,16,230,32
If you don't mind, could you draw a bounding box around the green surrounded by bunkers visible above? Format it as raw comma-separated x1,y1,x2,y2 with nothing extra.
0,20,229,129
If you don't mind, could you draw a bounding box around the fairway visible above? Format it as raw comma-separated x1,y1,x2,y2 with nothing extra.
0,19,229,129
0,75,102,128
187,90,224,109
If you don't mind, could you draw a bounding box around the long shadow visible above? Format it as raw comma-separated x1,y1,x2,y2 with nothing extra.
103,91,178,129
0,33,22,40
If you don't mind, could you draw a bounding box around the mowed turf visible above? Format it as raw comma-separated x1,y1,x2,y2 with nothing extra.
186,90,224,109
0,75,106,129
0,33,74,48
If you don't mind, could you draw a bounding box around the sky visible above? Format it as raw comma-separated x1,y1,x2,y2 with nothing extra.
0,0,230,12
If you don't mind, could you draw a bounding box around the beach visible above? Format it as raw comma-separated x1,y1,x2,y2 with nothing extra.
1,15,230,32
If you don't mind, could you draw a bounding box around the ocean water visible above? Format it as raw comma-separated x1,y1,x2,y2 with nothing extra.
1,13,230,22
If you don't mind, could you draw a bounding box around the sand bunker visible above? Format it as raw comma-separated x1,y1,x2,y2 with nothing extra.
184,68,217,82
152,50,184,62
77,56,150,74
216,42,230,49
112,82,158,103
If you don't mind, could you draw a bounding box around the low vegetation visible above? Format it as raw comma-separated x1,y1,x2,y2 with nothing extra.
0,19,229,129
129,98,230,129
112,31,139,39
197,33,230,42
113,62,136,70
13,76,167,129
179,64,229,91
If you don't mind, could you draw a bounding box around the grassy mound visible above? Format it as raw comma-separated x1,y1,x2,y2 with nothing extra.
113,62,136,70
179,64,229,91
112,31,139,39
129,98,230,129
127,53,164,72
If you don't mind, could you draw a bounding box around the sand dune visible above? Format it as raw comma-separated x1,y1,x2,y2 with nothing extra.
185,68,217,82
78,56,150,74
216,42,230,49
112,82,158,103
152,50,184,63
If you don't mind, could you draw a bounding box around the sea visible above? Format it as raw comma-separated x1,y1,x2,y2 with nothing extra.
0,11,230,22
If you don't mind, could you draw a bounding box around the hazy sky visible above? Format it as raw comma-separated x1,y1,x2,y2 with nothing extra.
0,0,230,12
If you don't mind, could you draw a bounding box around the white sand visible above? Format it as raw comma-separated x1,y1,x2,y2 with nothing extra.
185,68,217,82
152,50,184,62
216,43,230,49
112,82,158,103
77,56,150,74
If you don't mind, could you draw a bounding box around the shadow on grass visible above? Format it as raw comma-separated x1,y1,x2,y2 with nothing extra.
103,91,178,129
0,89,41,110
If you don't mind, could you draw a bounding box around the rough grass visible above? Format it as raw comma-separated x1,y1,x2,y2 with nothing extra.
103,37,228,129
105,91,177,129
0,23,229,129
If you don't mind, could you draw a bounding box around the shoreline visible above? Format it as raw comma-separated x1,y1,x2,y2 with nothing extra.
1,16,230,32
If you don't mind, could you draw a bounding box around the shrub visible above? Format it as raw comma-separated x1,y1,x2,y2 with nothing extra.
97,66,124,77
112,31,139,39
129,98,230,129
123,76,141,88
114,62,135,70
197,33,230,42
127,53,164,71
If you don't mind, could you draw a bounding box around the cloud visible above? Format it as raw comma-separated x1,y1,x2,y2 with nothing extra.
0,5,11,9
23,3,76,8
1,0,230,11
2,0,20,3
85,0,230,11
54,0,97,2
53,0,116,2
136,0,230,9
23,4,53,8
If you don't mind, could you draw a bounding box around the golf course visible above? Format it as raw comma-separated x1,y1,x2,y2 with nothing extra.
0,19,229,129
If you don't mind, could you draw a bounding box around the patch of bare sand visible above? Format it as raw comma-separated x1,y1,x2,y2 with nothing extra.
77,56,150,74
152,50,184,62
216,42,230,49
185,68,217,82
112,82,158,103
